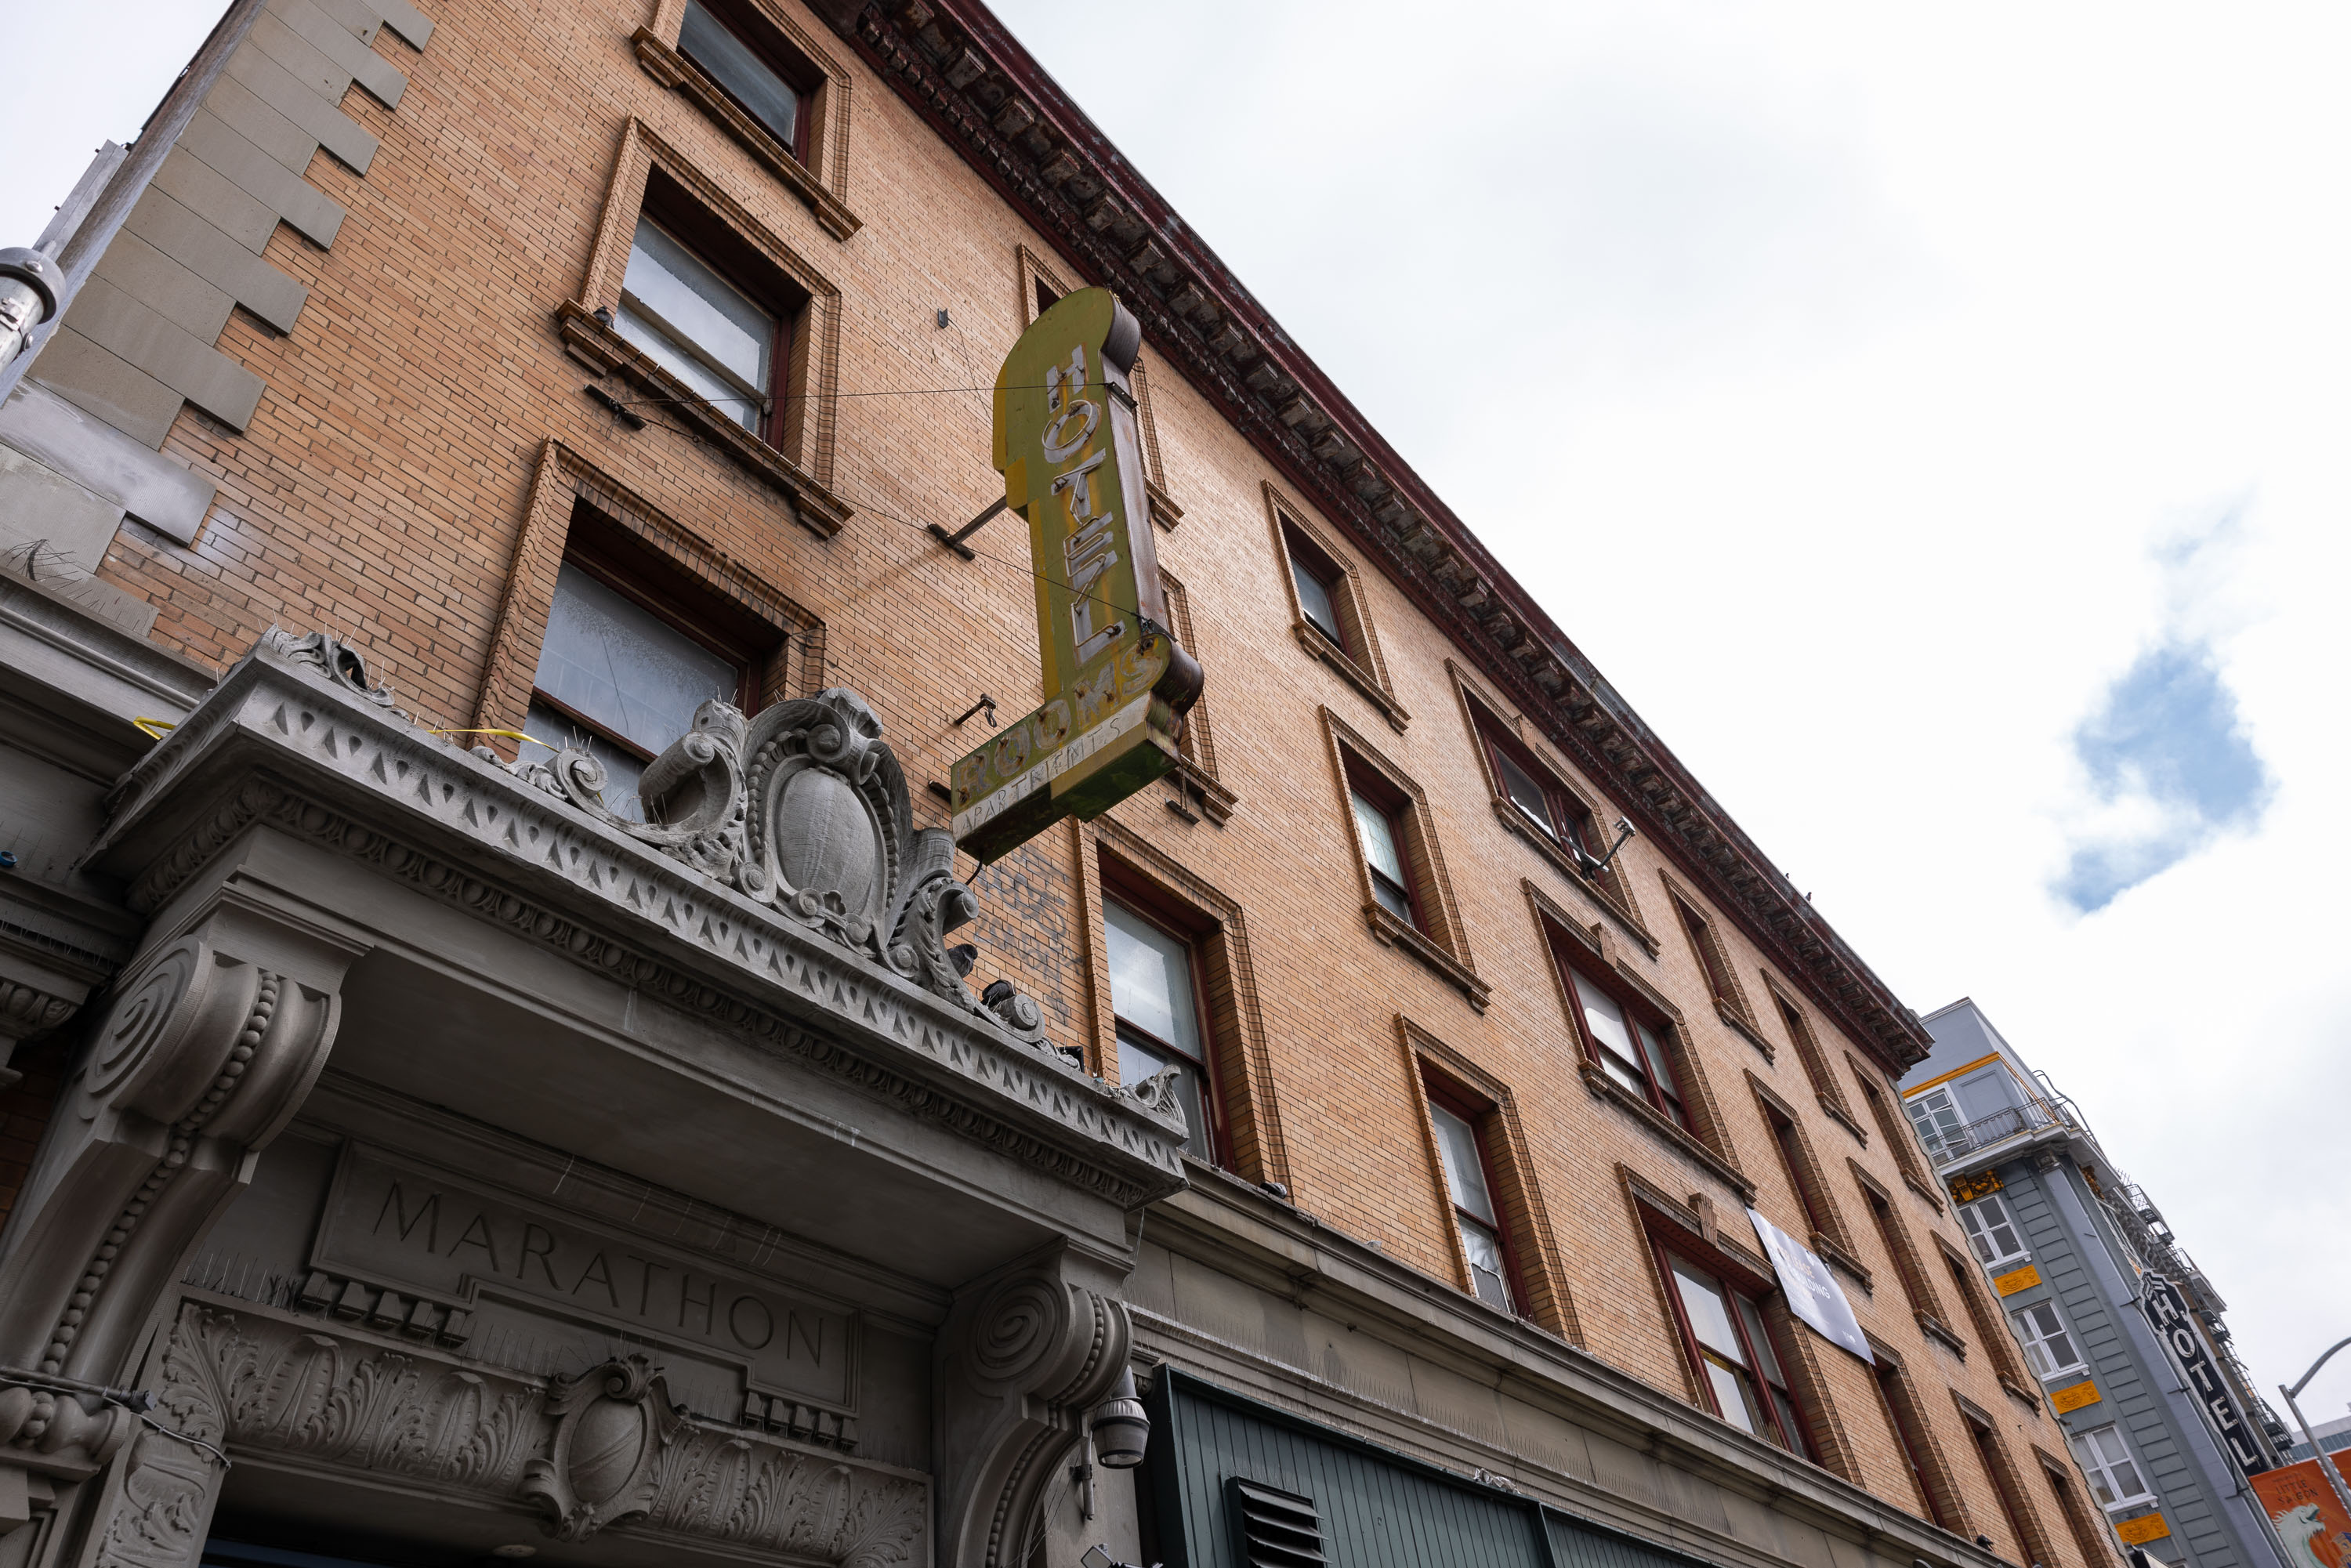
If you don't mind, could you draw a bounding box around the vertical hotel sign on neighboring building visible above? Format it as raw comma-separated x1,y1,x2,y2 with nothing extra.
2143,1272,2269,1476
952,288,1202,860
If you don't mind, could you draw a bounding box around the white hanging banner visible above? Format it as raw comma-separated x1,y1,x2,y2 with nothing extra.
1748,1208,1875,1364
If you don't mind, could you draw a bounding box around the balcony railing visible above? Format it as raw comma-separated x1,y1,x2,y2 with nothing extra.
1918,1098,2067,1167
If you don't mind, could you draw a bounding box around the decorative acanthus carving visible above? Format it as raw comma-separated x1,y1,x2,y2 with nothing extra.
0,908,353,1387
938,1250,1135,1568
515,686,1050,1037
263,626,404,712
96,1303,926,1566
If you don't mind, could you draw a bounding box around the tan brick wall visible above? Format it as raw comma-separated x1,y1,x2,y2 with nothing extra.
67,0,2081,1559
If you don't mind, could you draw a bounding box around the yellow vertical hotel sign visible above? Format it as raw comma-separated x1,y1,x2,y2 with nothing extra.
952,288,1202,860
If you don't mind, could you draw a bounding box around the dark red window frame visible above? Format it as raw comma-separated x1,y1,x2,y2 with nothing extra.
678,0,818,163
529,509,773,766
1548,929,1690,1129
1473,708,1591,856
1284,523,1353,657
1101,868,1230,1170
1423,1074,1528,1316
638,171,805,452
1650,1230,1817,1461
1344,756,1425,932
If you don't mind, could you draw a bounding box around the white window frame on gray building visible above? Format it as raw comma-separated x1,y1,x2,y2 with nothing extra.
1957,1192,2029,1267
2010,1298,2085,1380
2068,1422,2157,1512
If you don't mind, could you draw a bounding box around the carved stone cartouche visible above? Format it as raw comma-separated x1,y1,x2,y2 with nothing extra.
517,686,1052,1042
520,1354,685,1541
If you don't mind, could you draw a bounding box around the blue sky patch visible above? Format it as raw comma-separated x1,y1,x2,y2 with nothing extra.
2054,639,2272,913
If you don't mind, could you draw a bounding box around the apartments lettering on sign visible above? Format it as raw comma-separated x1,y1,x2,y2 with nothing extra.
2143,1272,2269,1476
952,288,1201,860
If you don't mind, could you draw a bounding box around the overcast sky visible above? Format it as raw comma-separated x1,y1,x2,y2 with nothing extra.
8,1,2349,1426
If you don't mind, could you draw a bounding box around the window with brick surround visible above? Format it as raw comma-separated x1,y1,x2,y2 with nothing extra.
1086,827,1288,1187
2040,1448,2126,1568
636,0,857,241
1671,889,1753,1024
1851,1059,1940,1197
523,517,779,821
1938,1237,2035,1393
1408,1023,1576,1339
1654,1240,1817,1459
1327,715,1483,1007
1852,1164,1947,1329
1469,695,1594,856
1565,961,1690,1129
1959,1400,2058,1568
566,126,846,533
1273,490,1405,730
1454,673,1648,936
1763,981,1860,1133
676,0,816,161
1423,1084,1521,1313
1874,1355,1965,1530
1154,570,1232,824
2011,1299,2086,1381
616,184,806,450
1103,894,1223,1166
1762,1100,1834,1236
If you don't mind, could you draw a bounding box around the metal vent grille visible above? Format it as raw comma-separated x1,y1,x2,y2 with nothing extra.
1226,1477,1327,1568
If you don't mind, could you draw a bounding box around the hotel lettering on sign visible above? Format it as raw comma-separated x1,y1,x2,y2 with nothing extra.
2143,1272,2269,1476
951,288,1202,860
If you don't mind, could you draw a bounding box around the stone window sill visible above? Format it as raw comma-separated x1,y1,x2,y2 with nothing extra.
1488,797,1659,956
1918,1312,1967,1357
1364,900,1489,1013
1578,1061,1755,1204
1999,1375,2045,1413
557,302,851,537
1819,1094,1869,1146
1146,476,1183,531
1296,621,1407,733
633,29,861,242
1165,755,1235,826
1900,1171,1947,1212
1813,1231,1875,1295
1717,1002,1775,1061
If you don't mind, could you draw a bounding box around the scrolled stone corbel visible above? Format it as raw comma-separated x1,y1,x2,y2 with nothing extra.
937,1250,1135,1568
518,1355,686,1541
0,910,353,1386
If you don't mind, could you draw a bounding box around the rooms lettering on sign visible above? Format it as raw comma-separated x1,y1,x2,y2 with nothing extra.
312,1147,854,1410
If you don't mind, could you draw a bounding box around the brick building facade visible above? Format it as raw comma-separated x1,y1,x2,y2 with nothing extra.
0,2,2132,1566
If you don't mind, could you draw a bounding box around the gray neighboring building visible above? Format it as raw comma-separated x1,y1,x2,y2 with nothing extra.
1902,1000,2291,1568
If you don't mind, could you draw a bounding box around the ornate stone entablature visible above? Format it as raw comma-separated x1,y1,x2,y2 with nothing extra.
84,630,1189,1209
109,1299,929,1567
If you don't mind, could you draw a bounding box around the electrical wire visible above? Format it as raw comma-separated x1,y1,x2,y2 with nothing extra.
605,394,1148,632
596,378,1121,409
